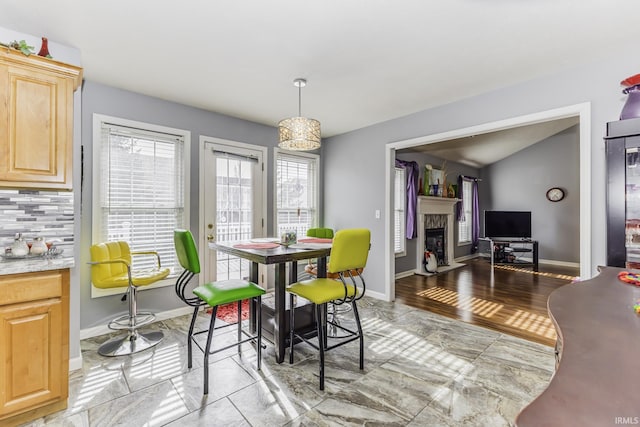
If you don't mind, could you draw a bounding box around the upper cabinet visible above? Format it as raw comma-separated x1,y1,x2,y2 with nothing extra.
0,48,82,190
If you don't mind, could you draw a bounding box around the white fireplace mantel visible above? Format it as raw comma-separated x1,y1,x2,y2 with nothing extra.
416,196,463,275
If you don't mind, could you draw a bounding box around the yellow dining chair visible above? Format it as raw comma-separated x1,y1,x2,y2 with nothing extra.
173,229,266,395
303,227,363,337
89,241,170,356
287,228,370,390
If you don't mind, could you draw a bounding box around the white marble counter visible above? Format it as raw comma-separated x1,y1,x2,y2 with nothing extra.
0,255,74,275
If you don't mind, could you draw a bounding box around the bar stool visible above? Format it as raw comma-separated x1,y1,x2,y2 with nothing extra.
287,228,370,390
89,241,170,356
173,229,265,395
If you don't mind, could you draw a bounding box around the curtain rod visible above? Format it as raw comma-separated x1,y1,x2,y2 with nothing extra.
460,175,482,182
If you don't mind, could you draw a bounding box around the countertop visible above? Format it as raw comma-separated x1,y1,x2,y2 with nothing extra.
0,255,74,275
515,266,640,426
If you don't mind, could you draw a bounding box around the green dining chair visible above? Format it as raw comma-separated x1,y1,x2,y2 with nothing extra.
287,228,370,390
304,227,334,277
306,227,334,239
173,229,266,395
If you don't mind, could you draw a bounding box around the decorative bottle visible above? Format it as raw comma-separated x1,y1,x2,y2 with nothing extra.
37,37,50,58
621,85,640,120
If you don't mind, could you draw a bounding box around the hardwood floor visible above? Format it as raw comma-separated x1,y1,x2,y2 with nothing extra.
395,258,580,347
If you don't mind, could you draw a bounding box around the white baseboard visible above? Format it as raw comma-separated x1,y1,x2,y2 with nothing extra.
364,289,386,301
79,306,194,340
454,254,479,262
539,259,580,268
455,254,578,269
394,270,415,280
69,355,83,372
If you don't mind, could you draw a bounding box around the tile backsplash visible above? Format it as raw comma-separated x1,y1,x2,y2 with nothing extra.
0,189,74,253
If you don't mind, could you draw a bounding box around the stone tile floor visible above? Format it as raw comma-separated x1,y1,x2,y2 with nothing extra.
23,297,554,426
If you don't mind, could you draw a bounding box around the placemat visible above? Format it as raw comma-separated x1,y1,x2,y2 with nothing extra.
233,242,279,249
298,238,333,244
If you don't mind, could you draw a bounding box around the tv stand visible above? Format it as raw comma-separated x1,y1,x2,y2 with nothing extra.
479,237,539,271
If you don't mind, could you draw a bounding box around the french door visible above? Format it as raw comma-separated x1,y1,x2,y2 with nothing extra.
201,138,266,283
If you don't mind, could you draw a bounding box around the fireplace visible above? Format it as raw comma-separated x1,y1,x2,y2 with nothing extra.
416,196,463,275
425,227,446,266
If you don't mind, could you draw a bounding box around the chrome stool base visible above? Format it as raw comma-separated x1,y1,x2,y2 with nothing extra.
98,330,164,357
327,303,352,338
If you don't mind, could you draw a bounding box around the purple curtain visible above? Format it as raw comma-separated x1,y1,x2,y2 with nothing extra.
471,180,480,253
395,159,419,239
456,175,464,221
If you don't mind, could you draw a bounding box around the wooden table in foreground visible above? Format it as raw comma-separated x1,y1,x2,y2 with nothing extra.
210,240,331,363
516,266,640,426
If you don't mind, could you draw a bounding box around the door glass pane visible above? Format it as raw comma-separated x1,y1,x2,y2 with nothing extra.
215,156,253,280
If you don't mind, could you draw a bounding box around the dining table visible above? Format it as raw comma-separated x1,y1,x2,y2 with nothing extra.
209,238,332,363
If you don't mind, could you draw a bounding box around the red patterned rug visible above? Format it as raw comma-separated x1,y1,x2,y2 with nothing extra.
207,300,249,323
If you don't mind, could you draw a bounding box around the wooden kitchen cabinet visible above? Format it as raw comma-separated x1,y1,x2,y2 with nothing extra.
0,48,82,190
0,269,70,426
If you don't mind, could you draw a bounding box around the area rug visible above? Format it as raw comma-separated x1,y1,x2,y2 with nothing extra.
207,299,249,323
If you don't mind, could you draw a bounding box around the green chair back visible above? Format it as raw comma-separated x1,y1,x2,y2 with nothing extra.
327,228,370,274
307,228,334,239
174,229,201,274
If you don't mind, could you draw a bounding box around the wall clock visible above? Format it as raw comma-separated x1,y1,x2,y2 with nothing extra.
546,187,565,202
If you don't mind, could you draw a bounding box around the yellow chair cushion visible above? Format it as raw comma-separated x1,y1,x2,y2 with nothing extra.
287,278,358,305
90,241,170,289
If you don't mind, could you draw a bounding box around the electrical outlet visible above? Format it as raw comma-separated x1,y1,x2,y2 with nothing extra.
375,209,381,219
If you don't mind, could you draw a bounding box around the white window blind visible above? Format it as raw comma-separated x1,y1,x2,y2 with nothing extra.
458,179,473,244
276,151,319,237
394,167,406,254
97,122,186,275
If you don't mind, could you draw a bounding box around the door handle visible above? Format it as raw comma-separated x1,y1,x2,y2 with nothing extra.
207,224,215,242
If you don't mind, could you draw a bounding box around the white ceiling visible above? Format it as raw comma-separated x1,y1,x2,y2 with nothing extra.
1,1,637,138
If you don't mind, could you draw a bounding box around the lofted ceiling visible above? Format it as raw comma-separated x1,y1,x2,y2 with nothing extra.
398,116,580,168
0,1,637,138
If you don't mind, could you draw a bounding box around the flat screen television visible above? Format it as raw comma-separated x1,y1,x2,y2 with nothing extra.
484,210,532,239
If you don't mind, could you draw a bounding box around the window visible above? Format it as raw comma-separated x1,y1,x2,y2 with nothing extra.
458,179,473,244
394,167,406,255
92,115,190,292
275,149,319,237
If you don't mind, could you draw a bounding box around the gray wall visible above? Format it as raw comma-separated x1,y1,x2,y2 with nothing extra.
80,80,280,328
324,47,635,296
394,152,479,274
480,125,580,263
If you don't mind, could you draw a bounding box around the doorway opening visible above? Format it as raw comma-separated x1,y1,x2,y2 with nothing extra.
384,102,592,302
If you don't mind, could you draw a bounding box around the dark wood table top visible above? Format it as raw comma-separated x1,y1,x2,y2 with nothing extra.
210,240,331,265
516,266,640,426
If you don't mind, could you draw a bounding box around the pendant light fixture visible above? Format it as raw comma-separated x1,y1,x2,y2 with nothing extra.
278,78,321,151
